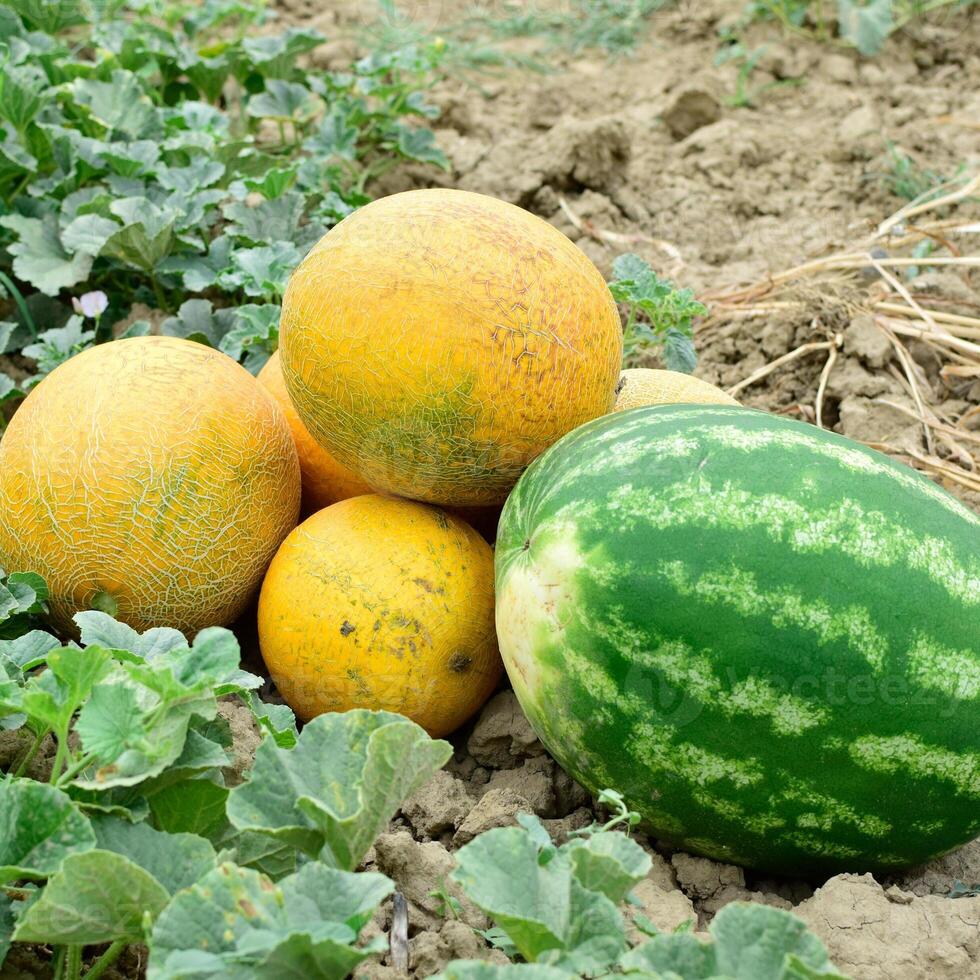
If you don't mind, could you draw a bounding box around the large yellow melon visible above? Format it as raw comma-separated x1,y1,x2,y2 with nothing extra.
0,337,301,634
258,351,372,513
279,188,623,507
613,368,738,412
257,494,501,737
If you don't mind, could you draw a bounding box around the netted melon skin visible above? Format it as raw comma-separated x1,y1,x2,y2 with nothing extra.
0,336,301,634
279,188,623,508
614,368,738,412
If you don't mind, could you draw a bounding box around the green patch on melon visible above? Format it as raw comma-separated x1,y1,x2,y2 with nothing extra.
495,405,980,876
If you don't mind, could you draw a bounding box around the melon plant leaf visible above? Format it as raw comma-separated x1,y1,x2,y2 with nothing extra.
227,710,451,870
241,690,298,748
247,79,317,121
13,849,170,944
242,28,325,79
450,825,626,970
619,931,718,976
4,0,88,33
0,631,60,672
148,776,230,840
222,192,306,246
148,861,393,978
664,327,697,374
837,0,894,56
564,830,651,904
710,902,847,978
20,645,113,736
75,681,144,761
0,570,48,640
0,212,93,296
0,778,95,884
432,965,577,980
159,297,227,347
21,318,96,378
305,109,359,160
74,610,186,660
221,241,302,299
91,814,216,896
392,124,450,170
60,212,121,257
161,234,235,292
71,70,163,139
102,197,178,272
0,891,12,967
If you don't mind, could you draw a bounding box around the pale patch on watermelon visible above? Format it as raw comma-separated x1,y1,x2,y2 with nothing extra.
605,482,980,605
849,734,980,797
906,633,980,700
659,560,889,672
630,720,765,790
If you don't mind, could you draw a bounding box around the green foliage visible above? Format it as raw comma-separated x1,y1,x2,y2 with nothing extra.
226,710,452,870
438,811,848,979
878,142,964,204
738,0,979,55
0,569,48,641
0,0,448,398
608,254,705,372
0,603,417,976
714,38,806,108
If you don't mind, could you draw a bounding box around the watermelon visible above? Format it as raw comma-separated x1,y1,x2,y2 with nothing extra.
494,405,980,876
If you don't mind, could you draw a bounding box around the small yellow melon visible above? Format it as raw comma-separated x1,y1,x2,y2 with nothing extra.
614,368,738,412
279,188,623,507
0,336,301,634
257,494,501,737
257,351,373,513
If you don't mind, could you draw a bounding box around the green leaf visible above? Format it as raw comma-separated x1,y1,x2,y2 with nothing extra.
0,569,48,639
223,192,306,245
432,965,575,980
149,776,230,840
711,902,847,978
217,302,280,373
13,849,170,943
21,318,96,376
75,682,144,762
3,0,87,32
222,242,301,299
20,644,113,736
619,932,718,976
148,861,393,978
161,235,234,292
60,212,120,257
0,778,95,884
242,28,325,78
244,163,298,199
101,197,177,272
247,80,317,121
241,691,297,748
91,814,216,895
0,891,12,967
392,124,450,169
0,64,47,133
0,212,93,296
664,327,697,374
71,70,163,139
451,826,626,970
0,631,60,672
565,831,651,905
837,0,894,56
227,710,451,870
74,610,185,659
304,109,359,160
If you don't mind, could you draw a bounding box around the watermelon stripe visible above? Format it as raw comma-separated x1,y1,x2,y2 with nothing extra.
495,405,980,875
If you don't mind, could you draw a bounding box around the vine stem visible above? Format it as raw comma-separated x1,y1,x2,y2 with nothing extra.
12,729,45,777
66,945,82,980
0,270,38,340
83,939,127,980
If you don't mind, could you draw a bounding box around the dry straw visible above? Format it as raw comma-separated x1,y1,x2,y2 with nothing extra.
703,172,980,497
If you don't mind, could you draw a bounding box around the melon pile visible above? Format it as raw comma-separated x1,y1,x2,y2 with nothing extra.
2,187,978,878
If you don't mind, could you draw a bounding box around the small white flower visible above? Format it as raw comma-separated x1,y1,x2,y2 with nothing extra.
72,290,109,319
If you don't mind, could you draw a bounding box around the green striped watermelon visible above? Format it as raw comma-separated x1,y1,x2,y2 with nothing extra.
495,405,980,876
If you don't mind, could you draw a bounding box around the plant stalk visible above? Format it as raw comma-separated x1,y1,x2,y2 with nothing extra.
83,939,127,980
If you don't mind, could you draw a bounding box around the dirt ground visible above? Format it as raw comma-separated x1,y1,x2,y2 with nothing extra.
257,1,980,977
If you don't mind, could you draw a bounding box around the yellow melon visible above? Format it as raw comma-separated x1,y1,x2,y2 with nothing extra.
279,188,623,507
257,494,501,737
0,337,301,634
257,351,373,513
613,368,738,412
